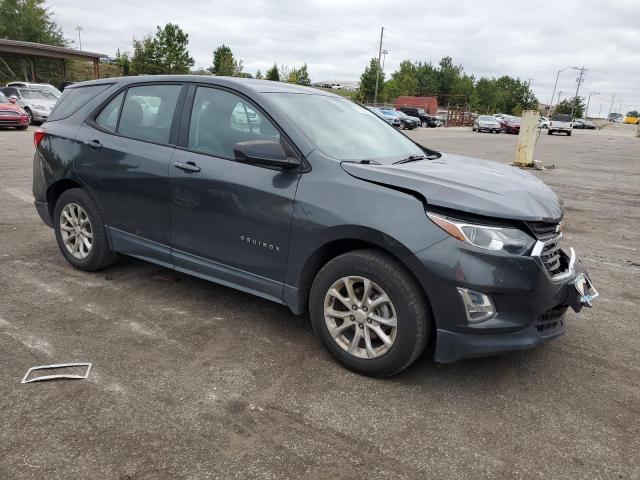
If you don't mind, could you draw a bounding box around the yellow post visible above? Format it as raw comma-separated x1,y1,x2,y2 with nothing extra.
515,110,540,167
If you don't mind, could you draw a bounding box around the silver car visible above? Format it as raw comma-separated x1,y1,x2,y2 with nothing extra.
473,115,502,133
5,82,62,98
1,87,59,124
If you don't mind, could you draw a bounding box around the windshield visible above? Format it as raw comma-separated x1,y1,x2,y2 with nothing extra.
268,94,425,163
0,92,8,104
478,115,495,121
20,89,57,100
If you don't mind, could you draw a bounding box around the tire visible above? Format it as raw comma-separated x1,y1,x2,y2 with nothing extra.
399,123,405,130
24,108,32,125
567,131,571,136
309,249,431,377
421,121,428,128
17,125,28,130
472,126,476,131
548,130,553,135
53,188,115,272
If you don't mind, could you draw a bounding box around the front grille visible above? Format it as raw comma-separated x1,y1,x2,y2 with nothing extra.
527,221,560,240
536,306,567,335
0,111,19,117
540,238,566,276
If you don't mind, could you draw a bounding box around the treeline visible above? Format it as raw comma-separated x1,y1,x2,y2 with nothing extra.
360,56,539,115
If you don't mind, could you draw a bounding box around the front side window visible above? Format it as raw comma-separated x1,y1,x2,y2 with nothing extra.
117,84,181,144
188,87,280,158
268,94,425,163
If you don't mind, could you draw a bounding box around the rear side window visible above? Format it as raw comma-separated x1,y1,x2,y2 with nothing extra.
95,92,125,132
116,84,181,144
48,84,111,121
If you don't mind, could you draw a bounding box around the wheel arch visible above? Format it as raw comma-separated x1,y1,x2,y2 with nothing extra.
285,228,432,320
46,178,83,219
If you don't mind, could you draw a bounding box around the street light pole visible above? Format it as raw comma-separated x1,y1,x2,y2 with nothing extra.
373,26,384,106
585,90,599,119
547,66,579,117
75,25,84,50
569,66,586,119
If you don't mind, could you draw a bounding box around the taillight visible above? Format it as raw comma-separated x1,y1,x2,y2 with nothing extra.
33,128,46,148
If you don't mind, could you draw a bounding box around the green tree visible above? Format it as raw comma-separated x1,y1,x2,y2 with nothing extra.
415,61,438,96
255,69,263,79
0,0,66,82
115,49,130,76
382,60,417,101
287,63,311,85
554,96,585,118
211,44,243,76
359,58,384,103
435,56,462,105
265,63,280,81
130,23,194,75
0,0,65,45
627,110,639,118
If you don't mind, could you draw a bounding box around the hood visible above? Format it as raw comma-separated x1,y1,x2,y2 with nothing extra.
0,104,22,113
341,153,563,222
21,98,57,109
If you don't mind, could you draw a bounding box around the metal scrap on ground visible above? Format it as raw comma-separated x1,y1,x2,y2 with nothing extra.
20,363,92,384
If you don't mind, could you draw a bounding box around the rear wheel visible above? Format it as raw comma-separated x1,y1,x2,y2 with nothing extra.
310,250,430,377
54,189,115,271
421,121,428,128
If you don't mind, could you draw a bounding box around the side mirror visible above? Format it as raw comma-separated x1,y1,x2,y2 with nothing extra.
233,140,300,170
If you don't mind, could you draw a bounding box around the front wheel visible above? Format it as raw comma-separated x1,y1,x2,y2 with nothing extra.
421,121,428,128
310,250,431,377
54,188,115,271
24,108,33,125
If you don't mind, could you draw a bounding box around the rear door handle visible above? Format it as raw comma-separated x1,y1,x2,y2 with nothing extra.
174,161,201,173
85,139,102,150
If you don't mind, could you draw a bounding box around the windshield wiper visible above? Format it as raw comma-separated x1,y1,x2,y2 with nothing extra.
394,154,427,164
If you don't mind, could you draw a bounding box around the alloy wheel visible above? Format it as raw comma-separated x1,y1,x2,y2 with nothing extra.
60,203,93,259
323,276,398,359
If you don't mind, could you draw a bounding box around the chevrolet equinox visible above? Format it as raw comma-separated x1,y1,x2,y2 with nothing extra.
32,76,597,376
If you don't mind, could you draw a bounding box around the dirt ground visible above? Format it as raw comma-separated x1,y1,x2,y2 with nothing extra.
0,124,638,479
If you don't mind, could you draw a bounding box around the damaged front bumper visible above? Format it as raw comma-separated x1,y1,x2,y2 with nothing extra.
407,237,598,363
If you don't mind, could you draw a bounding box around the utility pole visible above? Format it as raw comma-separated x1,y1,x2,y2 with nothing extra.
373,26,384,106
75,25,84,50
608,93,616,118
585,91,599,119
569,66,586,119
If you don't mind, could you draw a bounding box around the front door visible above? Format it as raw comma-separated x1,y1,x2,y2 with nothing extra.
75,83,184,266
169,85,300,302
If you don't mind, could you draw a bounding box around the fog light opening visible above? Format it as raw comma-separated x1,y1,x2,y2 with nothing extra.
456,288,496,324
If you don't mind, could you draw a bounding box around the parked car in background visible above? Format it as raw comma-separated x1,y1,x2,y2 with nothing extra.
366,106,401,127
1,87,58,124
472,115,501,133
6,82,62,98
395,110,421,128
573,119,596,130
380,109,416,129
539,116,550,129
623,116,639,125
500,116,521,134
32,75,597,376
0,92,29,129
548,114,573,135
399,107,437,127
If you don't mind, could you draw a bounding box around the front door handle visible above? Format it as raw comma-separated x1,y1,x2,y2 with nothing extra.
85,139,102,150
174,161,201,173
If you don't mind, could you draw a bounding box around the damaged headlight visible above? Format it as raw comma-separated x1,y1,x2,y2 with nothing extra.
427,212,535,255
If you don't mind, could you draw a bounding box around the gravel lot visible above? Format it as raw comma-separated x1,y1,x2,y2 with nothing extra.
1,124,638,479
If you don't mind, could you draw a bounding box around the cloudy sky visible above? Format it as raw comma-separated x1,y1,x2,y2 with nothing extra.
48,0,640,115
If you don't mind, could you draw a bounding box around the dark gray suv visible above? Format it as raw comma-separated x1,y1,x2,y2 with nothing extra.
32,76,597,376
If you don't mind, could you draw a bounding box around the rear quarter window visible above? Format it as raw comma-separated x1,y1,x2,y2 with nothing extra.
48,84,112,122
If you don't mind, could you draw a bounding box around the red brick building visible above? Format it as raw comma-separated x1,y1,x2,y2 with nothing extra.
395,96,438,114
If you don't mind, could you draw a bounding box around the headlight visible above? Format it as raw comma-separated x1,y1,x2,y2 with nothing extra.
427,212,535,255
33,105,46,110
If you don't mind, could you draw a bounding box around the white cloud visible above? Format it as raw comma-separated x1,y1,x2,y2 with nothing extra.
49,0,640,113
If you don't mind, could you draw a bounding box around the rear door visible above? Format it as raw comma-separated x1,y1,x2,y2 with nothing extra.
75,83,185,266
168,85,301,301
